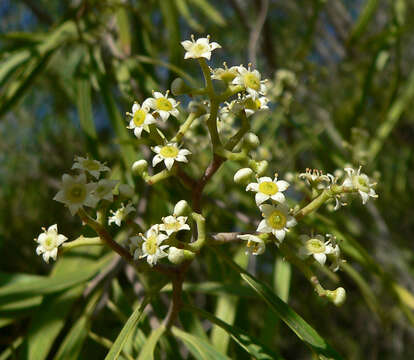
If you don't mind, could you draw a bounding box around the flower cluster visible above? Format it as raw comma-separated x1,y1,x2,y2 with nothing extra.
129,203,191,267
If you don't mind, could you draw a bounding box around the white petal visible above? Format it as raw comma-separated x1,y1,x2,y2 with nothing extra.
259,204,275,217
48,224,58,233
181,40,193,50
274,229,286,241
175,155,188,163
132,103,139,113
158,110,170,121
258,177,272,183
178,149,191,156
134,127,143,138
43,252,50,263
210,42,221,50
314,253,326,266
271,192,285,203
153,92,163,99
276,180,290,191
143,98,156,109
342,178,353,188
164,158,175,171
359,190,369,204
246,182,259,192
286,216,297,228
257,219,271,233
50,248,58,260
152,154,163,167
255,192,269,206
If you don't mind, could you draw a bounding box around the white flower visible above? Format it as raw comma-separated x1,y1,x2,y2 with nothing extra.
237,234,265,255
257,204,297,242
181,34,221,60
243,95,269,117
144,91,179,121
108,202,135,226
342,166,378,204
246,176,290,206
72,156,110,179
129,235,144,260
35,224,68,263
232,64,267,100
126,102,156,138
326,234,341,272
299,234,335,266
211,62,238,82
93,179,118,202
152,143,191,171
168,247,185,264
53,173,99,215
299,168,332,188
140,225,169,266
159,215,190,236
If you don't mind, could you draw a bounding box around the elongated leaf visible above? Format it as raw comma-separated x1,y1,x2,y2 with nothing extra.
241,273,343,359
77,78,96,139
137,325,166,360
162,281,254,297
105,296,150,360
187,0,226,26
187,306,285,360
172,326,230,360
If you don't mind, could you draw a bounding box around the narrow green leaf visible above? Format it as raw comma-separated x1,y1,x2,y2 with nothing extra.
54,290,102,360
187,306,285,360
348,0,379,43
176,0,204,31
161,281,254,297
77,78,96,139
274,256,291,302
172,326,230,360
137,325,166,360
187,0,226,26
105,296,151,360
241,272,343,360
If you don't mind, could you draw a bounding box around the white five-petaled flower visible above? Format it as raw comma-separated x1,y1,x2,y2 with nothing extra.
35,224,68,263
93,179,118,202
53,173,98,215
246,176,290,206
257,204,297,242
299,234,335,266
232,64,267,100
108,202,135,227
159,215,190,236
152,143,191,171
126,102,156,138
144,91,179,121
72,156,110,179
237,234,265,256
342,166,378,204
140,225,169,266
181,34,221,60
243,95,269,117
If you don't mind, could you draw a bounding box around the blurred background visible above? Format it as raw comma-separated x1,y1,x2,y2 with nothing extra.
1,0,414,359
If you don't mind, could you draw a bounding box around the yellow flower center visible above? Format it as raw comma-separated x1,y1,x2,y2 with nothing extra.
306,239,326,254
192,43,208,56
155,97,173,111
44,235,56,251
258,181,278,195
146,235,158,255
243,72,260,90
164,221,182,232
133,109,147,126
267,210,286,230
160,145,179,158
83,160,100,171
247,240,259,253
66,184,87,203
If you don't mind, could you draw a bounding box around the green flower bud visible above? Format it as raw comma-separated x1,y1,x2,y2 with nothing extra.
168,247,185,264
243,132,260,150
326,287,346,306
173,200,191,216
132,160,148,175
256,160,269,176
119,184,134,198
171,78,191,96
234,168,254,185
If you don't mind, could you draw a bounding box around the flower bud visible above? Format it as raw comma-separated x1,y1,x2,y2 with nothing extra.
119,184,134,198
171,78,191,96
132,160,148,175
234,168,254,185
256,160,268,176
326,287,346,306
243,132,260,150
173,200,191,216
168,247,185,264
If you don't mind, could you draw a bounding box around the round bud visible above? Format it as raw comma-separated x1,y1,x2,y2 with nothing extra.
119,184,134,198
132,160,148,175
327,287,346,306
243,132,260,150
256,160,269,176
173,200,191,217
171,78,190,96
234,168,254,185
168,247,185,264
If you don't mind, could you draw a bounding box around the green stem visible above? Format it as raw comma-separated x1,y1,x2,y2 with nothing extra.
187,212,206,252
172,112,198,143
224,111,250,150
61,236,102,253
145,169,174,185
198,58,213,94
